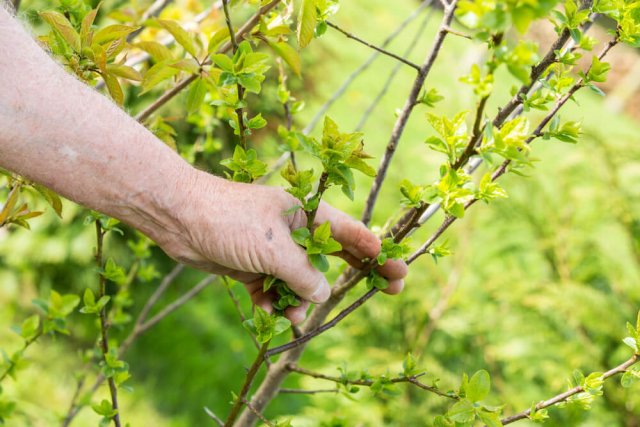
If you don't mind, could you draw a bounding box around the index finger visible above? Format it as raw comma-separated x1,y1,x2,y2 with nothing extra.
314,202,381,260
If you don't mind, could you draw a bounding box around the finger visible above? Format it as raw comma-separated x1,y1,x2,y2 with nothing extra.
376,258,408,281
382,279,404,295
284,300,311,325
272,236,331,303
315,202,381,260
333,250,365,269
245,277,275,313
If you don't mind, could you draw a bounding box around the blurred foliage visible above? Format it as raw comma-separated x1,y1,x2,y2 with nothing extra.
0,0,639,426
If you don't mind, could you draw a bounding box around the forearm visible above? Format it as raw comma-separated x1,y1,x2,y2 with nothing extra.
0,7,203,245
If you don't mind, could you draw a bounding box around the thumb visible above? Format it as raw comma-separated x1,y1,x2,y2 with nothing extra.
271,238,331,304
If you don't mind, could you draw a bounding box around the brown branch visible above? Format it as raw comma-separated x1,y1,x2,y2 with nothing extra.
442,25,471,39
224,341,271,426
278,388,338,394
95,223,122,427
242,398,274,427
500,354,639,425
135,0,282,123
265,288,378,357
361,0,458,226
326,21,421,72
286,364,457,400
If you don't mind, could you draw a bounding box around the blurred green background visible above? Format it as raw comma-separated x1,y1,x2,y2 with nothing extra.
1,0,640,425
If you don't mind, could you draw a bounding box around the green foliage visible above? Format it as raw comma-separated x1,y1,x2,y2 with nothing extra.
92,399,118,427
291,222,342,272
220,145,268,183
377,238,410,265
243,307,291,344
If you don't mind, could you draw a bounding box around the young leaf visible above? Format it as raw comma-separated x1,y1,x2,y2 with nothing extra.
466,370,491,402
298,0,318,49
186,77,207,114
268,41,302,75
157,20,198,58
40,11,81,53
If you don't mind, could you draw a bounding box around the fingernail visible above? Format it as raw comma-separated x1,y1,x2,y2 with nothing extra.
309,278,330,303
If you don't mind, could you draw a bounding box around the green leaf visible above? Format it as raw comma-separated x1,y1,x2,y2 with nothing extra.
40,11,81,53
269,41,302,75
33,184,63,218
247,114,267,130
158,20,198,58
80,7,99,48
478,410,503,427
366,271,389,290
621,367,640,388
208,27,230,53
93,25,140,45
20,315,40,341
141,62,180,94
298,0,318,49
186,77,207,114
211,54,234,72
291,227,311,246
447,399,476,423
587,55,611,83
309,253,329,272
106,64,143,81
135,41,174,62
102,72,124,105
467,370,491,402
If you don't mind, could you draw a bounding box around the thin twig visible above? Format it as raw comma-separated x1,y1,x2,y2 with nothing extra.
95,222,122,427
500,355,639,425
326,21,421,72
278,388,338,394
224,341,271,426
286,364,457,400
204,407,225,426
135,0,282,123
361,0,459,226
303,0,433,135
442,25,471,39
241,398,274,426
137,275,215,334
265,289,378,357
223,277,263,353
355,4,434,131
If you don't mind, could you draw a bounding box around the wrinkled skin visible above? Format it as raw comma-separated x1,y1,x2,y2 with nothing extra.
162,171,408,324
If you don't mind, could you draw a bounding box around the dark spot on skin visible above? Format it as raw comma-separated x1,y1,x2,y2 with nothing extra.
265,228,273,241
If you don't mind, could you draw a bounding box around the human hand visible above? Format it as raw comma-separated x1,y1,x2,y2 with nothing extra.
158,169,408,324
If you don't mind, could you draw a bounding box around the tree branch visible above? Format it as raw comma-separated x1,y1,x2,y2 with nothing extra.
286,364,457,400
224,341,271,426
355,4,435,131
303,0,433,135
361,0,459,226
95,222,122,427
500,354,639,425
326,21,421,71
